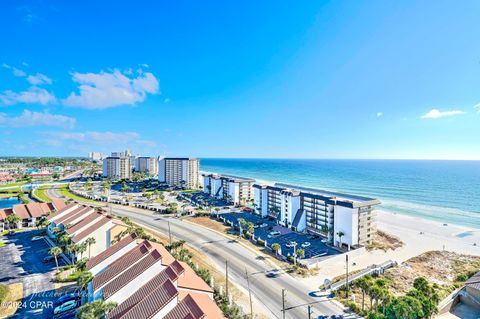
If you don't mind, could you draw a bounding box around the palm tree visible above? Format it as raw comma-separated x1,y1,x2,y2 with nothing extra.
271,243,281,256
77,271,93,290
336,231,345,248
356,275,373,312
58,234,71,248
49,246,62,272
85,237,96,258
296,248,305,259
77,242,87,260
247,222,255,234
5,213,21,229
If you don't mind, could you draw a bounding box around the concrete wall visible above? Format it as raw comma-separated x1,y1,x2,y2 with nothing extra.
333,206,358,247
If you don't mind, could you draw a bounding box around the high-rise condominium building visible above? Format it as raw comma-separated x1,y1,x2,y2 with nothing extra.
158,157,199,189
88,152,103,162
202,174,255,205
135,157,159,176
253,183,380,248
102,157,131,179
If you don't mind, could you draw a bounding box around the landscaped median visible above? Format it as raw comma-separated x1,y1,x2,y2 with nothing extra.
0,283,23,319
32,186,53,203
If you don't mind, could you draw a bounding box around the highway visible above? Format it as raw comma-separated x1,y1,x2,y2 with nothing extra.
47,187,353,319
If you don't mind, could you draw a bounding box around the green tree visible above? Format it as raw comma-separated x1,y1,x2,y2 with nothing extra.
77,271,94,291
77,300,117,319
5,213,21,229
271,243,281,255
49,246,62,272
85,237,96,258
336,231,345,247
296,248,305,259
356,275,373,312
385,295,423,319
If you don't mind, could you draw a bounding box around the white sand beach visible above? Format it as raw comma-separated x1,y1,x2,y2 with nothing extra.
299,210,480,291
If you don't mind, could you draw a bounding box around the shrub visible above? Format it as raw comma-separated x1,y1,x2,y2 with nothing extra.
256,239,265,246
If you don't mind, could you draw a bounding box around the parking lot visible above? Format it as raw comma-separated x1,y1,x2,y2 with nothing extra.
0,230,66,318
220,212,340,260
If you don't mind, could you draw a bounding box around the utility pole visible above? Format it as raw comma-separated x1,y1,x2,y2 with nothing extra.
225,260,229,298
293,242,297,266
345,254,349,299
245,267,253,318
167,221,172,245
282,289,286,319
307,305,312,319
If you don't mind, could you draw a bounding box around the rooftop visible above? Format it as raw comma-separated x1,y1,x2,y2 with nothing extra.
87,233,137,270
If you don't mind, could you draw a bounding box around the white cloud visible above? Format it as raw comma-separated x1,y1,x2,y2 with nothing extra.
376,112,383,117
421,109,465,119
0,87,57,106
27,73,52,85
474,103,480,113
2,63,27,77
63,69,160,109
0,110,75,128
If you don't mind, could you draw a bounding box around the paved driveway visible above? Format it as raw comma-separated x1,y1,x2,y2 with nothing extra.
0,230,64,318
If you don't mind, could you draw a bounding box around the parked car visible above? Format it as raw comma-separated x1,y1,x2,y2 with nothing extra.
31,236,43,241
7,230,16,236
55,292,80,306
301,242,311,248
286,241,297,248
53,300,78,315
267,231,281,238
256,222,268,228
43,255,55,263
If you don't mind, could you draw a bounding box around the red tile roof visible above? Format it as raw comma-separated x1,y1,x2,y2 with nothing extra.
51,199,66,211
71,215,112,243
61,206,95,226
13,204,31,220
120,279,179,319
65,210,100,234
163,294,206,319
103,250,162,300
87,233,137,270
107,264,185,319
57,205,91,226
0,208,13,221
177,261,213,294
92,242,152,291
39,203,54,214
184,293,225,319
25,203,44,218
47,203,78,221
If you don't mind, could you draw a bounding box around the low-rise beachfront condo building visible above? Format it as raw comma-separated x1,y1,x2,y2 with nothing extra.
202,173,255,205
158,157,200,189
253,183,381,248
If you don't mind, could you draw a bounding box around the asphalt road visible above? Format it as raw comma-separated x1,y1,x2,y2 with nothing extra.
47,187,356,319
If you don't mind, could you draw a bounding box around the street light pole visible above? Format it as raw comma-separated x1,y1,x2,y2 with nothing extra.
282,289,286,319
345,254,349,299
245,267,253,318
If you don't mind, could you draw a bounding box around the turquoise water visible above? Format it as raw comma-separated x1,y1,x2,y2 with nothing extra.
200,159,480,229
0,197,21,208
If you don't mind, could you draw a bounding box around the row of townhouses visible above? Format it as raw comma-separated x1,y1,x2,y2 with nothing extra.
202,173,255,205
0,199,66,230
253,183,380,248
46,203,224,318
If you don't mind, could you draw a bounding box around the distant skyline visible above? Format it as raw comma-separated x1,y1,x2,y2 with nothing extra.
1,1,480,160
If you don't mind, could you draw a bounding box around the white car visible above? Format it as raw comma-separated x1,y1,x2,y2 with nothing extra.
31,236,43,241
301,242,311,248
286,241,297,248
54,300,78,315
267,231,281,238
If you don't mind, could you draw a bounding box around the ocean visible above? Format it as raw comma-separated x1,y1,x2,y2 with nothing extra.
200,159,480,229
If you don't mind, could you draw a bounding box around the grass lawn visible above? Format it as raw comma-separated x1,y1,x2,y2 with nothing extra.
58,184,92,203
0,193,20,199
0,181,27,188
0,242,5,247
32,186,52,203
0,282,23,318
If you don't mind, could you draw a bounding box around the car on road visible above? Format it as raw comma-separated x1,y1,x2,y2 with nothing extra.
43,255,55,263
55,292,80,306
53,300,78,315
301,242,311,248
256,222,268,228
265,269,280,278
31,236,43,241
267,231,281,238
286,241,297,248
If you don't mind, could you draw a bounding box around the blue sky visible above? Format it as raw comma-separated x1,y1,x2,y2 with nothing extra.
1,1,479,159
